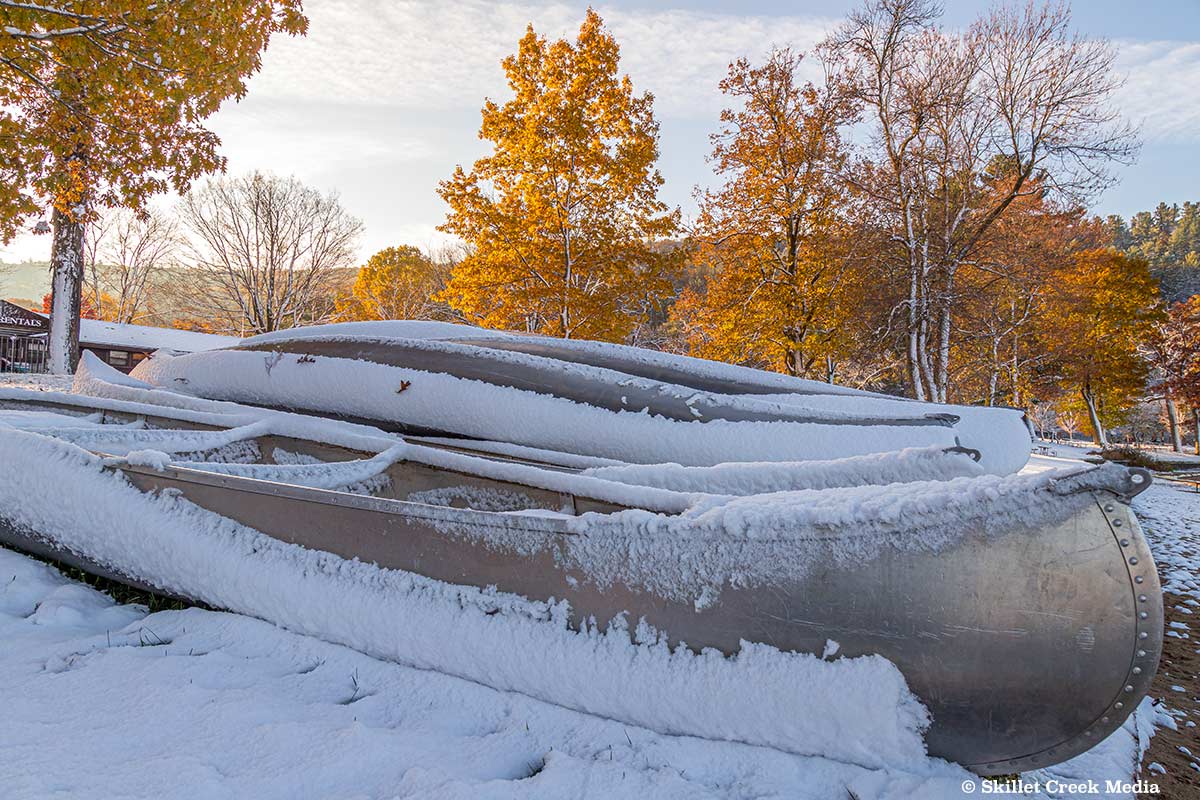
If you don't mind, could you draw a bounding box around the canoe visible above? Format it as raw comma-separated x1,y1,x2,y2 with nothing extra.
127,321,1034,475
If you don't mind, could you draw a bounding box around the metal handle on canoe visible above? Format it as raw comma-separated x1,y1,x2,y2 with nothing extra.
944,439,982,462
1117,466,1153,500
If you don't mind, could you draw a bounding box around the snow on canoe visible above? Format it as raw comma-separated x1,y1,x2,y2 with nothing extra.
127,321,1033,476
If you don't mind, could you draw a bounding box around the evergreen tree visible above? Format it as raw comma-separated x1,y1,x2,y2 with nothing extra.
1107,201,1200,303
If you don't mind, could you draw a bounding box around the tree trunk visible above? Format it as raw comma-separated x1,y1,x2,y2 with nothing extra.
986,336,999,407
48,204,85,375
934,298,952,404
1195,407,1199,456
1165,392,1183,452
907,270,924,400
783,347,799,377
1009,334,1021,407
1081,385,1107,447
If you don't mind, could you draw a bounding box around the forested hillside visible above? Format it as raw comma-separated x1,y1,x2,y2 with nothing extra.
0,260,48,307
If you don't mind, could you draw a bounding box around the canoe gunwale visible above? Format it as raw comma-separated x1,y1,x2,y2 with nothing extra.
106,457,1147,544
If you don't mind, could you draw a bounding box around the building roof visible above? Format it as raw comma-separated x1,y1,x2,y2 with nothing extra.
4,303,239,353
78,319,239,353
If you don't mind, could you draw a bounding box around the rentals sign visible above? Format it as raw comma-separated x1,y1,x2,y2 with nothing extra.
0,300,49,332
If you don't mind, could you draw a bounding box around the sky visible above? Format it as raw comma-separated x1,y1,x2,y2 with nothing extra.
2,0,1199,265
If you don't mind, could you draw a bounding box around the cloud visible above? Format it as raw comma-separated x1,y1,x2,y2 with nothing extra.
233,2,1200,147
1114,40,1200,143
189,0,842,262
240,1,835,118
210,99,435,179
7,3,1196,268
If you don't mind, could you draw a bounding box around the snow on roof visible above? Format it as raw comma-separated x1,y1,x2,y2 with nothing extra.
78,319,239,353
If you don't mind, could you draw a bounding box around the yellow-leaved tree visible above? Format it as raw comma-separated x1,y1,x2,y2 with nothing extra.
0,1,307,371
437,9,678,341
675,49,855,380
1037,249,1162,446
336,246,452,322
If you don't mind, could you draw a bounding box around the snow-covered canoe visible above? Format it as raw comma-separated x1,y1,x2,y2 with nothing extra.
128,321,1033,476
0,372,1162,776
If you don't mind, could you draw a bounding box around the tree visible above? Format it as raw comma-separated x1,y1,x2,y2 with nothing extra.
1108,200,1200,303
336,245,453,322
680,49,858,380
178,173,362,336
1027,400,1056,440
82,209,178,324
1154,297,1200,453
950,184,1106,408
437,9,678,341
0,1,307,371
822,0,1137,401
1056,406,1081,442
41,290,98,319
1037,249,1162,446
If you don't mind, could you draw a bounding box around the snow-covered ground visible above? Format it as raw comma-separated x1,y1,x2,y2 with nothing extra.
1124,478,1200,794
0,372,73,392
0,372,1191,798
1033,438,1200,469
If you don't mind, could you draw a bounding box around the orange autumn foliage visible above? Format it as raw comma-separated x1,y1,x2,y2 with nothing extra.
1037,249,1163,443
336,246,450,322
438,9,677,341
676,49,857,379
0,1,307,238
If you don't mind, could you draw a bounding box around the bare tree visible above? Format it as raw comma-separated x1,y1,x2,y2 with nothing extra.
1026,400,1056,440
1056,406,1081,442
178,173,362,335
82,209,179,324
823,0,1138,401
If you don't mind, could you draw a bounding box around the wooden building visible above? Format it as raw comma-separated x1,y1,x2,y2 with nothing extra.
75,319,239,373
0,301,238,374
